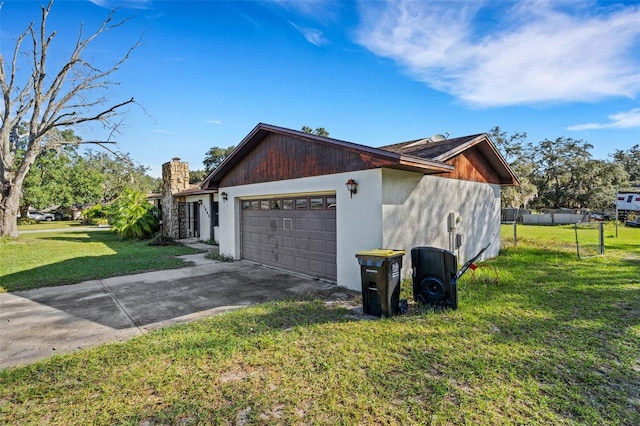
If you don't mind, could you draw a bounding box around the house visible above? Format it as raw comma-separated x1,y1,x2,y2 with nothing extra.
616,191,640,220
154,157,218,241
196,123,518,292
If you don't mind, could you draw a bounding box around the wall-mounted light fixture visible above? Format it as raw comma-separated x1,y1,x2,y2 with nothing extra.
221,192,228,202
345,179,358,198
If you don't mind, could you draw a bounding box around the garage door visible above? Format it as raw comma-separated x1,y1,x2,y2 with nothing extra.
241,195,337,281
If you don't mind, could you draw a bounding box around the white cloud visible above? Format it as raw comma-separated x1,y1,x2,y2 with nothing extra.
568,108,640,130
153,129,172,134
289,21,328,46
206,119,222,125
89,0,153,9
272,0,339,21
355,1,640,107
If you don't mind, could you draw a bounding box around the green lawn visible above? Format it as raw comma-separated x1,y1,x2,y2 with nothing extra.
17,220,92,231
0,224,638,425
0,230,201,292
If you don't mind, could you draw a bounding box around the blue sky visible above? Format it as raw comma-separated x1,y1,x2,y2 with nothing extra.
1,0,639,177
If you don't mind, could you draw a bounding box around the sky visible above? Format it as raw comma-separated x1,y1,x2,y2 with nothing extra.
1,0,639,178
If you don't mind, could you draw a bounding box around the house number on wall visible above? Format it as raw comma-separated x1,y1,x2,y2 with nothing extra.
392,262,400,279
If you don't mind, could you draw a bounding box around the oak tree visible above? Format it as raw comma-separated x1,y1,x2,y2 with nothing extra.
203,146,235,173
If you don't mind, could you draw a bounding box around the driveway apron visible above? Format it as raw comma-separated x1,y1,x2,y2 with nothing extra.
0,254,341,369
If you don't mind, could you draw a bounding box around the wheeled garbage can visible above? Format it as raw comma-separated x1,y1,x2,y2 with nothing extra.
355,249,406,317
411,247,458,309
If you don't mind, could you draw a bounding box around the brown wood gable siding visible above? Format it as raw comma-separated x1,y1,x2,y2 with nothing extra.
220,133,391,187
436,147,503,184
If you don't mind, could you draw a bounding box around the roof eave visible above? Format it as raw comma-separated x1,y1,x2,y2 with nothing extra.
174,188,217,197
397,155,454,174
200,124,269,189
431,134,486,162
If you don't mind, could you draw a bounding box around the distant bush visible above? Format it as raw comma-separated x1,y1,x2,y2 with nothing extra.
18,217,38,225
83,204,109,225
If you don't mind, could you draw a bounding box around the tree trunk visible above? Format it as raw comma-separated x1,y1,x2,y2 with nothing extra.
0,187,20,238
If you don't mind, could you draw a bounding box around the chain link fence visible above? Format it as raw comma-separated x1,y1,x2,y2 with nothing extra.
504,221,605,259
574,222,605,259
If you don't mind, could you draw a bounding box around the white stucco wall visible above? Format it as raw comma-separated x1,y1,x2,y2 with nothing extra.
217,168,502,291
217,169,384,291
184,195,213,242
381,169,501,277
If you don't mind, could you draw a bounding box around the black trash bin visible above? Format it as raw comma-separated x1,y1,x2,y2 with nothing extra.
355,249,405,317
411,247,458,309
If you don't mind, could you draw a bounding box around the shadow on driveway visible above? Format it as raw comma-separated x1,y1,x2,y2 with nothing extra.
0,255,359,369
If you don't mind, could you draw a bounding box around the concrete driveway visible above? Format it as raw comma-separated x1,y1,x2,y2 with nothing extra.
0,252,357,370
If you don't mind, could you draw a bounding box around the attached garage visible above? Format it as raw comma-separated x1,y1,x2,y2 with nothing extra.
240,195,337,280
201,123,518,291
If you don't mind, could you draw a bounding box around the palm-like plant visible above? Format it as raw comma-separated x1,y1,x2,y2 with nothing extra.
110,189,159,239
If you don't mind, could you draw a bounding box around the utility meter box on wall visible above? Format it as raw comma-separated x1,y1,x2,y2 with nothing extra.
448,212,461,231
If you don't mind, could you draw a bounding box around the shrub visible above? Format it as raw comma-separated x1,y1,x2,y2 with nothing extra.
83,204,108,225
147,233,180,246
110,190,160,239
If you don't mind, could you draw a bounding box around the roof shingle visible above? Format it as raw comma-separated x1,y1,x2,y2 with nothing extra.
378,134,484,160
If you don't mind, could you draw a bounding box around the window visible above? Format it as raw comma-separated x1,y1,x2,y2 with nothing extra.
282,199,294,210
326,197,336,210
212,201,220,227
296,198,308,209
244,196,336,211
310,198,324,209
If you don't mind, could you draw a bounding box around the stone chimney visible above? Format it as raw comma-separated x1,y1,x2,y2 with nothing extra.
161,158,190,238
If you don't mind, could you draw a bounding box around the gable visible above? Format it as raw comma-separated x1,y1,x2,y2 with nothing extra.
437,146,505,184
380,133,518,186
218,132,392,188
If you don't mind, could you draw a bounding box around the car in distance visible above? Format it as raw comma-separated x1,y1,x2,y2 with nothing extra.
27,211,55,221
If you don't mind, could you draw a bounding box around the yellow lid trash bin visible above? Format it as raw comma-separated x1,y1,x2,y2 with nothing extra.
355,249,406,317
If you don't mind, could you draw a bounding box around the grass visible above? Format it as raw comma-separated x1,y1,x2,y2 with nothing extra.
0,224,639,424
17,220,94,231
206,251,235,262
0,230,201,292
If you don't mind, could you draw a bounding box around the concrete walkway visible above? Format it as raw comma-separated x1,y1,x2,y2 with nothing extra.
0,248,359,370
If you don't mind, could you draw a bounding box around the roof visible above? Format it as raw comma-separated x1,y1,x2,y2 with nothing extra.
379,134,484,160
380,133,519,185
201,123,518,188
173,184,216,197
148,185,216,201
